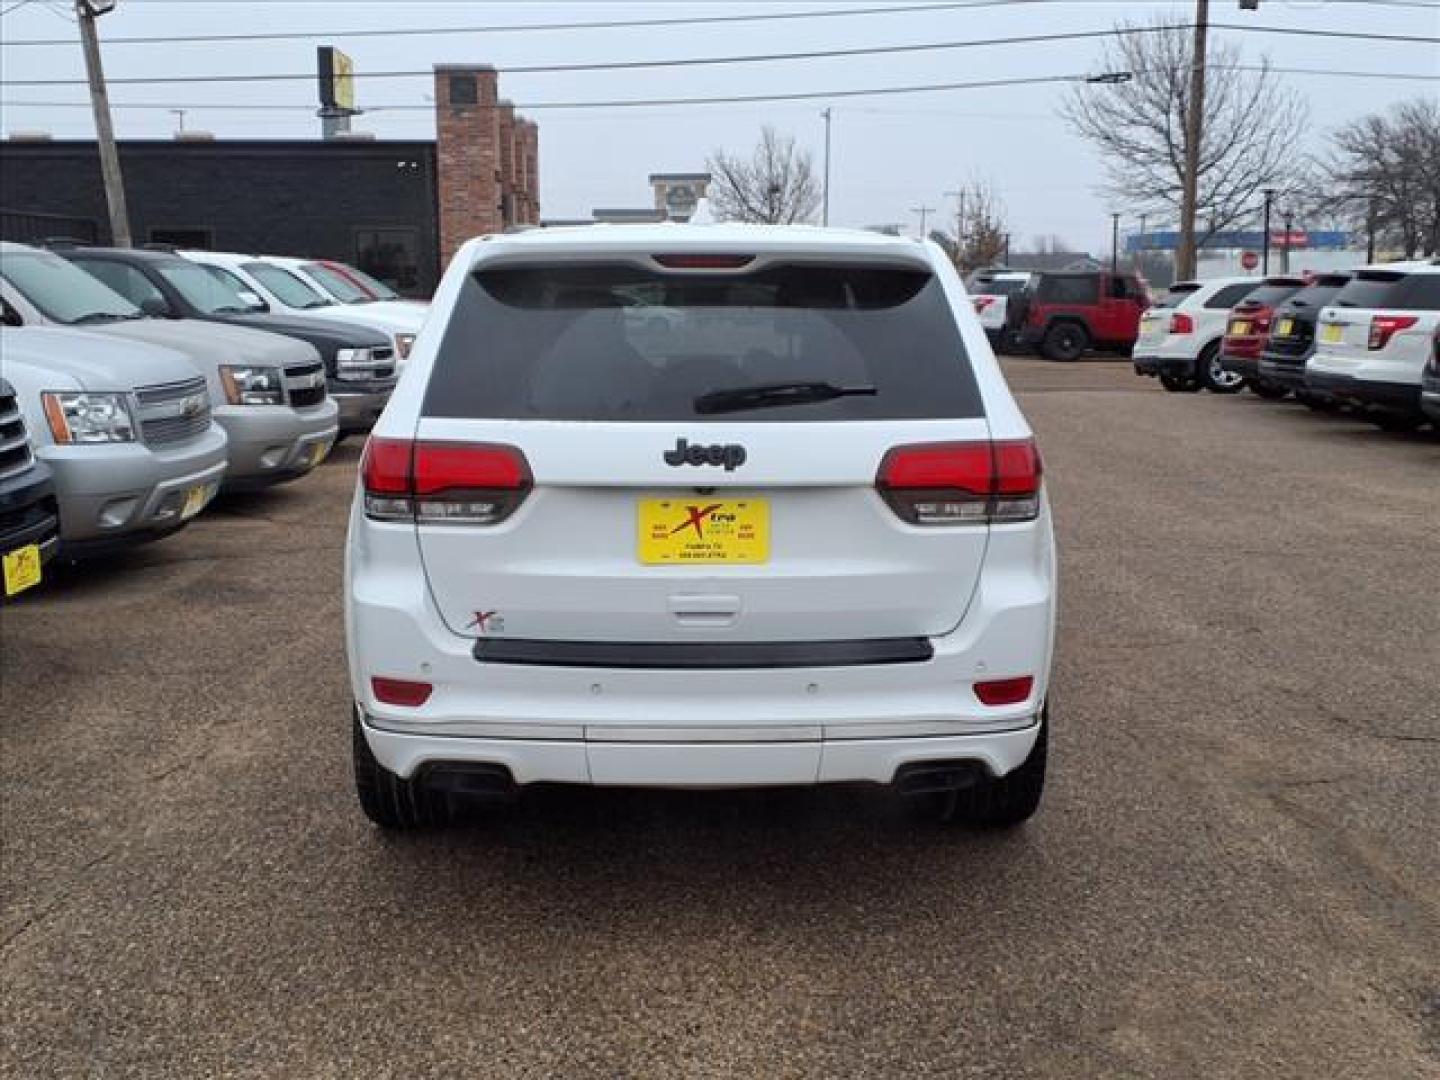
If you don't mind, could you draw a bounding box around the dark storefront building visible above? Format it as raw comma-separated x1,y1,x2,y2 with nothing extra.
0,65,539,298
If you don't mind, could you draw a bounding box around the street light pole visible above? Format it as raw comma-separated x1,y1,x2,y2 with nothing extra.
821,108,832,226
76,0,131,247
1111,212,1121,273
1261,186,1275,275
1281,208,1293,274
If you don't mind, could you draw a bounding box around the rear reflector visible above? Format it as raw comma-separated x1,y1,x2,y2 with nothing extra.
974,676,1034,706
877,439,1042,525
371,677,433,707
652,253,754,270
362,437,531,525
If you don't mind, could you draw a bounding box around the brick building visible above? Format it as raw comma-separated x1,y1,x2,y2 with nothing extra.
0,63,539,297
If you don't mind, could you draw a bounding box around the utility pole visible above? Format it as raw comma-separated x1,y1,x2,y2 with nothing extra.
1003,232,1011,264
1280,208,1293,274
1366,197,1377,262
821,108,833,226
1176,0,1209,281
911,205,935,238
944,187,966,254
1260,186,1275,275
76,0,131,247
1111,212,1121,273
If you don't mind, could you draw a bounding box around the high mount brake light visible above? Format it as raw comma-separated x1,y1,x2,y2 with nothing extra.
1169,312,1195,334
876,439,1042,525
1369,314,1418,351
362,437,532,525
652,253,754,270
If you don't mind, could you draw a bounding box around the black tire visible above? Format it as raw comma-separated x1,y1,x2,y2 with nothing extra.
1199,343,1244,394
1160,373,1200,393
939,708,1048,828
1248,378,1290,401
353,711,451,829
1372,412,1423,433
1041,322,1088,362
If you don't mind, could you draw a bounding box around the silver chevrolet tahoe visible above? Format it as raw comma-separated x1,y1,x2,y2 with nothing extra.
0,242,338,491
0,326,229,555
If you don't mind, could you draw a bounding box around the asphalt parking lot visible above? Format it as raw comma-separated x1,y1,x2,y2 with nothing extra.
2,356,1437,1079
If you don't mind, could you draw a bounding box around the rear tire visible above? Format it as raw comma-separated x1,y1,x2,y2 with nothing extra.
1248,378,1289,400
353,711,451,829
938,708,1048,828
1041,323,1088,362
1199,344,1244,394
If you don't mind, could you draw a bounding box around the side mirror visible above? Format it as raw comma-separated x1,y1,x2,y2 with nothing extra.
139,296,171,318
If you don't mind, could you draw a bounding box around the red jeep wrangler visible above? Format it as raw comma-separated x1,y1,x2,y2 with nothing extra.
1016,271,1150,361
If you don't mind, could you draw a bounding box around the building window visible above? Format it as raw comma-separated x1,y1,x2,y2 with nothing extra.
449,76,478,106
355,228,421,295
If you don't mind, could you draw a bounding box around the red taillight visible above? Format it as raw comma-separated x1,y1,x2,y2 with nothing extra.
974,676,1034,706
371,677,433,707
876,439,1042,525
1169,312,1194,334
973,296,996,312
652,253,754,270
362,437,531,524
1369,314,1418,351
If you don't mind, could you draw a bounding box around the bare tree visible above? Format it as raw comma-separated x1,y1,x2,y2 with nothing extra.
707,127,822,224
1316,97,1440,258
1030,235,1076,255
946,178,1009,273
1061,18,1307,248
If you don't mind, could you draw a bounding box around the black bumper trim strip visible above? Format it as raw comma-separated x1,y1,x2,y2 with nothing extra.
473,636,935,669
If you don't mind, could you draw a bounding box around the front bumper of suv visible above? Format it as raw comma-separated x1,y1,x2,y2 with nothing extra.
331,378,395,435
216,399,339,490
43,423,230,552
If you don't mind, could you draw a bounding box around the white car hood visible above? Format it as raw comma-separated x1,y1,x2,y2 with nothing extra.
93,318,320,368
316,302,426,337
0,325,200,392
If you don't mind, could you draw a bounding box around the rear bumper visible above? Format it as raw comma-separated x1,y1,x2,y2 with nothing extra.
1218,351,1260,379
360,713,1042,787
1421,373,1440,420
1304,371,1423,414
1132,354,1160,376
1258,353,1309,387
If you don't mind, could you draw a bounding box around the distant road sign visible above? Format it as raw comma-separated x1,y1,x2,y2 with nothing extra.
1241,251,1260,271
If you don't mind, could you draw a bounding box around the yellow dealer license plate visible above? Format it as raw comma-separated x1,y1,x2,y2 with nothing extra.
1276,318,1294,338
1321,324,1343,343
308,440,332,468
180,484,211,520
638,498,769,565
1230,320,1251,336
2,543,42,598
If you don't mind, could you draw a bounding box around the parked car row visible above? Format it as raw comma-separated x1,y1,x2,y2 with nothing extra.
0,241,429,599
1132,259,1439,432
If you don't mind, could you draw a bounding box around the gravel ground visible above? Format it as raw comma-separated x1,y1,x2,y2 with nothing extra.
2,357,1436,1079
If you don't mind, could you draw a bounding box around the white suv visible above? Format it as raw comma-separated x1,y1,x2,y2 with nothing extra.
345,225,1056,829
1132,276,1260,393
1307,261,1440,431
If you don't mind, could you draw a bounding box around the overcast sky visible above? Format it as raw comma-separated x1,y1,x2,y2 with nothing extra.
1,0,1436,252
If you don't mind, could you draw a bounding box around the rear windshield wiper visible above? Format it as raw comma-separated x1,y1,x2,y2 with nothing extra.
694,381,878,415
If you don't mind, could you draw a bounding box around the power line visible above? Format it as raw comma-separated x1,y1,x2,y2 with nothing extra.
6,20,1435,89
4,59,1433,119
0,0,1049,47
0,25,1192,86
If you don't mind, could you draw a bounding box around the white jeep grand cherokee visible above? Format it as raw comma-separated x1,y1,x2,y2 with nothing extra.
345,225,1056,829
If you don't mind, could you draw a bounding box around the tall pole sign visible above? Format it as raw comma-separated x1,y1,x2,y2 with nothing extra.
76,0,131,247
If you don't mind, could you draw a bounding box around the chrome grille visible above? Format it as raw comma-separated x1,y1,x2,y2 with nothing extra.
0,380,35,480
135,376,212,447
284,361,328,409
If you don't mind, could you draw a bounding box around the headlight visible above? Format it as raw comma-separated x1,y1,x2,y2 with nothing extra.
395,333,416,361
219,364,285,406
41,392,136,444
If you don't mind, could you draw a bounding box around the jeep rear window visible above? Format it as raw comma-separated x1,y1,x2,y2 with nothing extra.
1034,276,1099,304
423,262,983,422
